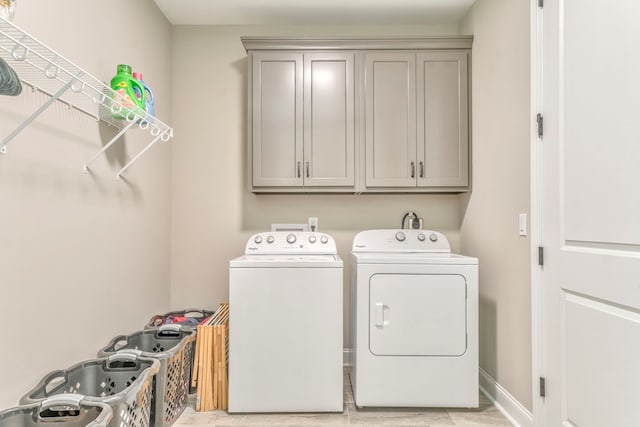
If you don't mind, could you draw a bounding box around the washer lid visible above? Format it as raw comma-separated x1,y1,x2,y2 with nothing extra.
230,254,343,268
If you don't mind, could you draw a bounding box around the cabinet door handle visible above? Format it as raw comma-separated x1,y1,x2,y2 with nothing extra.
297,161,301,178
410,161,415,178
419,161,424,178
306,161,310,178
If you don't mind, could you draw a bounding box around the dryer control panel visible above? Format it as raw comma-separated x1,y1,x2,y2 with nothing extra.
245,231,337,255
352,229,450,253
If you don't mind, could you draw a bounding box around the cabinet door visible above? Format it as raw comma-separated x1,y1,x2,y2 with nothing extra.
416,51,469,187
251,52,303,187
303,53,355,187
364,52,417,187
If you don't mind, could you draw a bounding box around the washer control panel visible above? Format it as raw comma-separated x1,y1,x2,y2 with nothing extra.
352,229,450,253
246,231,337,255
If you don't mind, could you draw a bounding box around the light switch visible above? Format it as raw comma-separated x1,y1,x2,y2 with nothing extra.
519,213,527,236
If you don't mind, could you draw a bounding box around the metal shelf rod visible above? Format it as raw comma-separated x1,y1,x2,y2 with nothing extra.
83,118,138,172
116,132,165,179
1,78,74,153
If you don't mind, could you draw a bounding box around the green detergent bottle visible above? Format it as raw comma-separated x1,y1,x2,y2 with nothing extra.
110,64,146,120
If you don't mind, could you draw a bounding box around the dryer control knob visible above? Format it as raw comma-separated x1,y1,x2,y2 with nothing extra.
266,235,275,244
429,233,438,242
254,235,263,244
320,236,329,244
286,234,296,244
309,235,317,243
395,231,406,242
417,233,426,241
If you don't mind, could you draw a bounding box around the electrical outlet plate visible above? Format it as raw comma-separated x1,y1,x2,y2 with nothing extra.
308,217,319,232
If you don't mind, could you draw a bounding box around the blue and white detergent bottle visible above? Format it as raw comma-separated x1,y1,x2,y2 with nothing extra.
132,71,155,124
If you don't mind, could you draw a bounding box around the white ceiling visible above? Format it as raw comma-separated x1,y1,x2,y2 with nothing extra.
153,0,476,26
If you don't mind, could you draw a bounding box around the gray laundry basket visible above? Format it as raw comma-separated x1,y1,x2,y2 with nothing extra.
144,308,215,330
98,324,196,427
0,394,112,427
20,354,159,427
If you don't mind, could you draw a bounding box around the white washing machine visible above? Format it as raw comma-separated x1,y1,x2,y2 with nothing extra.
228,231,343,413
349,229,478,408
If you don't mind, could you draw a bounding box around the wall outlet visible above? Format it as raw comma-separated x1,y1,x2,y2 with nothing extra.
308,217,319,232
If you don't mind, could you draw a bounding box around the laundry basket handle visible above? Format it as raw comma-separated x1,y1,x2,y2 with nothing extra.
116,348,142,357
41,393,83,409
109,334,129,352
157,324,181,336
40,394,114,427
106,352,139,370
184,308,208,316
41,370,68,395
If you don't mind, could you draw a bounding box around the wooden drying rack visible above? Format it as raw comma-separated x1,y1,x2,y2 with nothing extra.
191,303,229,411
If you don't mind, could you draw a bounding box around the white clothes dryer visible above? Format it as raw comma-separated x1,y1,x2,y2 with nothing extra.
349,229,478,408
228,231,343,413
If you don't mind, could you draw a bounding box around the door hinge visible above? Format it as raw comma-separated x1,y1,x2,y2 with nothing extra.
540,377,546,397
536,113,544,138
538,0,544,8
538,246,544,266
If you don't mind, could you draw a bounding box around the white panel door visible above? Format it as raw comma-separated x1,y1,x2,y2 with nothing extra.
303,53,355,187
541,1,640,426
369,273,467,356
252,52,303,187
364,52,417,187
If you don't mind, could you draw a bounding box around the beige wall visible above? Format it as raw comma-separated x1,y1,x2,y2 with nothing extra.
169,24,464,347
460,0,532,410
0,1,172,408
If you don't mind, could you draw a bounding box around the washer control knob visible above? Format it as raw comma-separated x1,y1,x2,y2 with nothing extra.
320,236,329,244
429,233,438,242
254,235,263,244
286,234,296,244
266,235,275,244
417,233,426,241
395,231,406,242
309,235,317,243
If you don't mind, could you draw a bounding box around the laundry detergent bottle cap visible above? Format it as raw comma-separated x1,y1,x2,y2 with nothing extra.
110,64,145,120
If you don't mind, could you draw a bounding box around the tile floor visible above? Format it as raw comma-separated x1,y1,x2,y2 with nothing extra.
175,371,513,427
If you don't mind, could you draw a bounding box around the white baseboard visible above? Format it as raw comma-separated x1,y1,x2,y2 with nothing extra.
479,368,533,427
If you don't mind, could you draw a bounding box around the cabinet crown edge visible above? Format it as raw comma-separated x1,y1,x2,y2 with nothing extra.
241,36,473,52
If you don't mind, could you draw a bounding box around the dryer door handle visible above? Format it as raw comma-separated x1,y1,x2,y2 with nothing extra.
375,302,385,327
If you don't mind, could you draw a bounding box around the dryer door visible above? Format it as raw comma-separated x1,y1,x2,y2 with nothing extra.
369,273,467,356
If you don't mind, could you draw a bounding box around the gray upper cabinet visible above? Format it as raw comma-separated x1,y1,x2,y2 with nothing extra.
417,51,469,188
364,50,469,190
243,37,472,193
249,50,355,190
304,53,355,187
251,52,303,187
364,52,417,187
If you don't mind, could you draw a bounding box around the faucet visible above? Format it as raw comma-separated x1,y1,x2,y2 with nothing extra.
401,211,423,230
